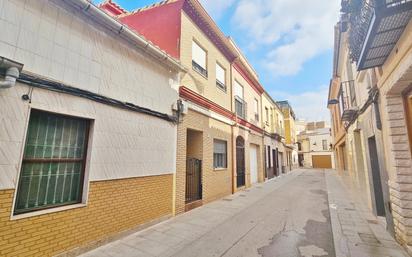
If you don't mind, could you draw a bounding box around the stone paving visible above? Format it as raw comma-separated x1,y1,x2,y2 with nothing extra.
326,171,409,257
79,169,409,257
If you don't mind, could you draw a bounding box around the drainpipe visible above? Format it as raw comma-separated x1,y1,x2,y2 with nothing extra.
0,57,22,89
0,67,19,89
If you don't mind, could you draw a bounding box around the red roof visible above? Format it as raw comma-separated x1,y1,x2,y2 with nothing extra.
99,0,127,17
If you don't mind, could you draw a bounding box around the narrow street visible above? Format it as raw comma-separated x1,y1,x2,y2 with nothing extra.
80,169,406,257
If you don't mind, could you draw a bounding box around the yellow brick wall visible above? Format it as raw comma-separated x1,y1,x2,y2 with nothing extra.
0,175,173,257
180,12,232,111
175,110,232,214
232,127,265,193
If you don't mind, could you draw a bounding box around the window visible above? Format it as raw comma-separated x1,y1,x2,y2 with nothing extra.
15,110,89,214
234,81,246,119
265,107,269,123
192,40,207,77
254,99,259,121
322,140,328,150
216,62,226,91
213,139,227,169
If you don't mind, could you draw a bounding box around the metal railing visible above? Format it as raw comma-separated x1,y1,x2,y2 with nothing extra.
344,0,412,63
235,96,247,120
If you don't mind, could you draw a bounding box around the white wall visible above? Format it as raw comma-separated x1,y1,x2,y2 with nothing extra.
0,0,179,190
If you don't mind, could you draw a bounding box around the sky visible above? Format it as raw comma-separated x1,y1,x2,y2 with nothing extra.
94,0,341,122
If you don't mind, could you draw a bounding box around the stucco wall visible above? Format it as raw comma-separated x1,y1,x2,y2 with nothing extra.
0,0,179,116
0,0,180,191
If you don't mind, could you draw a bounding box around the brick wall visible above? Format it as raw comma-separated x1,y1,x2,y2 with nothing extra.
378,20,412,247
175,110,232,214
0,174,173,257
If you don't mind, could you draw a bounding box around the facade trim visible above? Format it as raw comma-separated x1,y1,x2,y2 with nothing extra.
179,86,265,134
233,63,264,95
179,86,234,119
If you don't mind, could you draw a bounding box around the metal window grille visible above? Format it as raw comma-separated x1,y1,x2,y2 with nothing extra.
15,110,89,214
235,96,247,119
213,140,227,168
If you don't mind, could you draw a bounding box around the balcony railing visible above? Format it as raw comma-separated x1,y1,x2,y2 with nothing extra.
235,96,247,120
343,0,412,70
340,80,358,121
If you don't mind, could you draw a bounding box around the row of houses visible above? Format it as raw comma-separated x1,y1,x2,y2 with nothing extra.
328,0,412,252
0,0,299,256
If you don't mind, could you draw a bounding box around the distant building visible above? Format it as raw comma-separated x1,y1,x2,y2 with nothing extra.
297,122,334,169
276,101,299,171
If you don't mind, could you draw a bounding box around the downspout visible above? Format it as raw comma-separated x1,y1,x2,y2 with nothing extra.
0,57,21,89
230,61,235,194
0,67,19,89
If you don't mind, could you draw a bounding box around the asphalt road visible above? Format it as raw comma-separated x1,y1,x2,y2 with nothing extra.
83,170,335,257
175,170,335,257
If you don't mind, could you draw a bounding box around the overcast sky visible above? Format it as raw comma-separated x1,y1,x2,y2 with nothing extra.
95,0,340,122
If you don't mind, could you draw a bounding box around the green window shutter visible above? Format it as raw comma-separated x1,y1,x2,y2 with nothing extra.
15,110,89,214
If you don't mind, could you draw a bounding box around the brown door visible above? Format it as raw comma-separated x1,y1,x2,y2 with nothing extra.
236,136,246,187
312,155,332,169
405,90,412,156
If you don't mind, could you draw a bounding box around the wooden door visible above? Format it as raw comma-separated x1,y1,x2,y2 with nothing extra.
312,155,332,169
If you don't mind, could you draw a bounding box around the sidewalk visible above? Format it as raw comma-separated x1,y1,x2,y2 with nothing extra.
325,171,409,257
80,171,302,257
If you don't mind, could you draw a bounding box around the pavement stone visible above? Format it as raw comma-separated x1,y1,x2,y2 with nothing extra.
81,170,409,257
325,170,409,257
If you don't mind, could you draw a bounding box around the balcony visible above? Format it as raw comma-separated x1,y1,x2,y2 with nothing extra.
343,0,412,70
339,80,358,121
235,96,247,120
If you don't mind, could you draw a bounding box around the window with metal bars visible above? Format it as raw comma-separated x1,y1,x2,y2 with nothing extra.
14,110,90,214
213,139,227,169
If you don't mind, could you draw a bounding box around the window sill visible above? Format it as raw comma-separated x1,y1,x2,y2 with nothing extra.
11,203,87,220
214,167,227,171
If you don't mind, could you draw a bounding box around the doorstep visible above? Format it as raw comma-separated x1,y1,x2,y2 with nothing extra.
185,199,203,212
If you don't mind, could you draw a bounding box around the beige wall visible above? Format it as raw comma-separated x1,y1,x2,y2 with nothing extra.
232,68,262,127
175,110,233,214
0,1,180,255
376,19,412,246
0,0,180,190
180,13,232,111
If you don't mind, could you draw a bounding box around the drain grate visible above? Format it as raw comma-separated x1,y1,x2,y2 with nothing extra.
222,198,233,201
239,194,246,197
